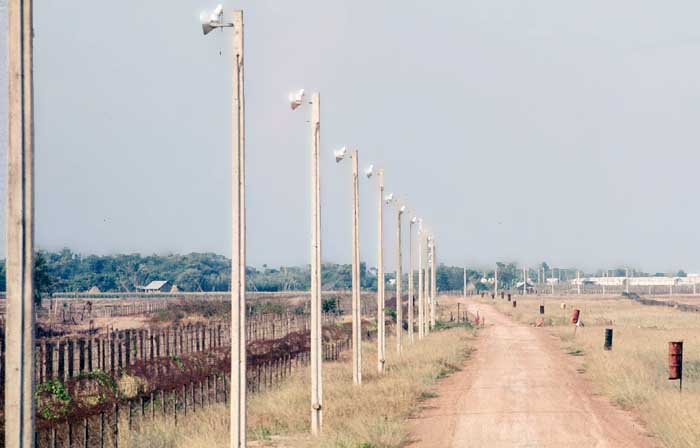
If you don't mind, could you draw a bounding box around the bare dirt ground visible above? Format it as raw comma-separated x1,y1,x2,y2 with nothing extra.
408,301,657,448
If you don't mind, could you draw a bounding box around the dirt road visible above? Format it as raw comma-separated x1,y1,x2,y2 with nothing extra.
409,303,656,448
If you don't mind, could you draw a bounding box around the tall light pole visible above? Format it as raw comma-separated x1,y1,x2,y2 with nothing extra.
290,88,323,435
494,263,499,298
523,268,528,295
426,236,433,334
202,7,247,444
395,201,405,353
366,165,385,373
408,216,417,344
430,238,437,329
577,270,581,295
417,221,425,340
6,0,36,445
335,147,361,385
463,267,467,299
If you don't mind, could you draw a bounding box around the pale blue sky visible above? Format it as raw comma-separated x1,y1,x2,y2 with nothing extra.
2,1,700,273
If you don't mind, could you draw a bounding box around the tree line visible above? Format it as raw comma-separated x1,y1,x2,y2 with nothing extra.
0,249,491,296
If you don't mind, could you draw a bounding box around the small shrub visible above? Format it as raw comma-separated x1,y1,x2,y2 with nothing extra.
36,380,71,421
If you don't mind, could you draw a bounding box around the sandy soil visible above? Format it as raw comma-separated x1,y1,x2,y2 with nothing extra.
408,302,657,448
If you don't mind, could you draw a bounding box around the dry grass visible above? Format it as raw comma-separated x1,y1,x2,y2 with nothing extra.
477,293,700,448
120,324,475,448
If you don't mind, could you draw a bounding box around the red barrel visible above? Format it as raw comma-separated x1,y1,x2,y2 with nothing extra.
571,309,580,324
669,341,683,380
512,300,517,308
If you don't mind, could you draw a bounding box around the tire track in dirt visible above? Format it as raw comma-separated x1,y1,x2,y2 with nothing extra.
408,302,657,448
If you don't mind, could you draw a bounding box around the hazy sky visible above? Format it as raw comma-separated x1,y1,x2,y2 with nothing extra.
2,1,700,273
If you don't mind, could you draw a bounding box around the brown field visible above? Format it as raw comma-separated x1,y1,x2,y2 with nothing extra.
120,319,476,448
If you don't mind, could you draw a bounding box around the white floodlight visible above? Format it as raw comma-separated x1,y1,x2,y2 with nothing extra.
365,164,374,178
334,146,348,163
201,4,233,35
384,193,394,204
289,89,305,110
399,205,406,213
410,217,417,224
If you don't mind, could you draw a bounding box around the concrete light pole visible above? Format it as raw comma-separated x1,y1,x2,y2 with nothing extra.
523,268,528,295
417,221,424,340
463,267,467,299
577,270,581,295
494,264,499,298
335,147,361,385
425,237,433,335
230,11,246,447
388,197,405,354
290,89,323,434
202,11,248,441
367,167,386,373
408,216,417,344
6,1,36,445
309,93,322,435
430,239,437,329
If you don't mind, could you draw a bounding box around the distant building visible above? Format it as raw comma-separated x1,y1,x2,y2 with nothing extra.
139,280,170,293
87,286,101,293
570,276,700,287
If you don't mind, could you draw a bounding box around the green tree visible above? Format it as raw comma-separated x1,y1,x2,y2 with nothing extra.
34,251,56,305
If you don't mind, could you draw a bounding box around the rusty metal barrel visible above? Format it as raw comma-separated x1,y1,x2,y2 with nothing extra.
571,309,580,324
512,300,517,308
669,341,683,380
539,305,545,315
604,328,613,350
491,293,495,299
501,292,505,299
507,294,511,302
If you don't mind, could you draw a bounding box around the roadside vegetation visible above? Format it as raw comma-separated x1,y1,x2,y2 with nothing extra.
480,294,700,448
121,324,475,448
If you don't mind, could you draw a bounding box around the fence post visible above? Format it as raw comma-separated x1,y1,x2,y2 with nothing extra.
88,338,93,372
84,417,89,448
58,341,66,381
113,403,119,448
125,331,131,368
109,336,115,377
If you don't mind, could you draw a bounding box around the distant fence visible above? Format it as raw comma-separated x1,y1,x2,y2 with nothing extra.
0,312,339,386
29,337,350,448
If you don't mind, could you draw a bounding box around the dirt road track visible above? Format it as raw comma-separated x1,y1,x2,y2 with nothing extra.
408,303,657,448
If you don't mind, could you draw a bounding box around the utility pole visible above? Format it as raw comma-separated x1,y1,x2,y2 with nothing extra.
6,0,36,445
408,216,416,344
395,203,404,353
577,270,581,295
463,267,467,299
230,11,246,447
418,222,424,340
494,264,499,298
351,150,361,384
430,239,437,329
376,170,386,373
425,248,431,334
309,93,322,435
523,268,528,295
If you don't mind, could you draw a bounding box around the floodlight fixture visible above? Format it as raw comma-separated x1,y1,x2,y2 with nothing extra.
384,193,394,204
289,89,305,110
399,205,406,214
201,4,234,35
334,146,348,163
410,216,417,224
365,164,374,179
